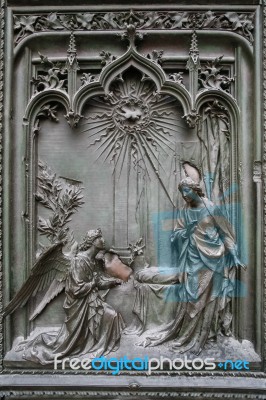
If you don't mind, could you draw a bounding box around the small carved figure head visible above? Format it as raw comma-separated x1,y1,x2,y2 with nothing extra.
178,177,205,203
79,228,105,251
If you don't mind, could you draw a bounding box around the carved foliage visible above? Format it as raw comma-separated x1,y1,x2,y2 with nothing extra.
13,10,255,45
31,53,67,93
80,73,96,86
36,161,84,245
65,110,83,128
199,56,234,92
146,50,164,65
204,99,230,139
168,72,184,85
99,51,117,67
183,110,201,128
33,104,59,135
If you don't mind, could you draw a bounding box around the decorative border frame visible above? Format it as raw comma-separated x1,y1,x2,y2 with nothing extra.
0,1,265,398
263,0,266,376
0,0,5,375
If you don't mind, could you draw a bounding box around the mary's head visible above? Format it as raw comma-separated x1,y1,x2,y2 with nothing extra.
178,177,205,205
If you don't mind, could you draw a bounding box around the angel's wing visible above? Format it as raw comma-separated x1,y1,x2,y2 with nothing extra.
3,242,70,318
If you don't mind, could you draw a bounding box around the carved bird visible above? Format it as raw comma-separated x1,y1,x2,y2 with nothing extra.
120,106,142,122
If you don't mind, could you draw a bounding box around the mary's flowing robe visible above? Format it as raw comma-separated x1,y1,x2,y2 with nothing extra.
143,198,237,351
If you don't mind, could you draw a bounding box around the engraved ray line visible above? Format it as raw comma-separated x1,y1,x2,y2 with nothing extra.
118,136,131,180
137,133,175,207
93,97,115,106
85,99,112,110
93,131,120,162
142,136,168,175
84,112,112,121
113,135,129,177
145,128,170,155
152,109,176,117
151,108,176,117
102,131,123,163
88,129,111,147
148,125,176,149
155,119,184,130
152,113,185,124
153,118,188,130
141,89,158,103
82,120,113,133
135,140,152,180
85,124,113,141
151,98,178,109
86,126,112,141
110,133,125,162
136,79,146,97
82,120,113,132
140,83,155,101
92,129,115,151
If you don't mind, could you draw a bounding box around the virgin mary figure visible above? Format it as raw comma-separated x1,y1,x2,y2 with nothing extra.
141,177,246,355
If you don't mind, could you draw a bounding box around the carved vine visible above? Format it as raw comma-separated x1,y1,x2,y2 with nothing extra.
203,99,230,138
35,161,84,245
31,53,67,93
199,55,234,92
13,10,255,45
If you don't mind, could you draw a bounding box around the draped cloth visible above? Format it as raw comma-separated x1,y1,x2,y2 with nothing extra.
16,253,125,365
137,199,237,353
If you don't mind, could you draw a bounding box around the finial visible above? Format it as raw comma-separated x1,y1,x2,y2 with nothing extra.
66,32,79,69
120,24,144,50
188,30,200,66
187,31,200,71
190,31,199,55
68,31,77,55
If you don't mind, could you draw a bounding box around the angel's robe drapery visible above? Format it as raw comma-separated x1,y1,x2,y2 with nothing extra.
18,252,125,365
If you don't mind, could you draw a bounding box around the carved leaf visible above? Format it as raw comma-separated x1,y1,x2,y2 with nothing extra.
43,13,64,30
36,162,84,246
76,13,95,29
13,11,255,46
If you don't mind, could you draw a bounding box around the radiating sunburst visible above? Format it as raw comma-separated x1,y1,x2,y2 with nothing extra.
80,70,185,189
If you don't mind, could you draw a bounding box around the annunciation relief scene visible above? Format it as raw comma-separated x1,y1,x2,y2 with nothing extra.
3,10,261,368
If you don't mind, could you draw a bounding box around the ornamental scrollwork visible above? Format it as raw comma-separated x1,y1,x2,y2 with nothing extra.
13,10,255,46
